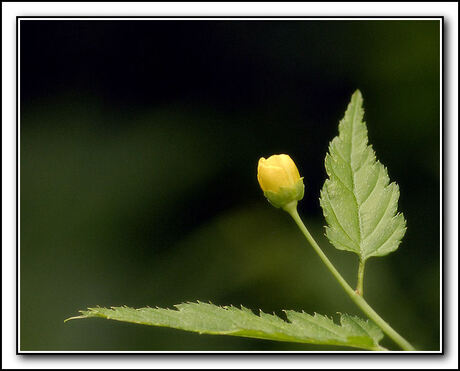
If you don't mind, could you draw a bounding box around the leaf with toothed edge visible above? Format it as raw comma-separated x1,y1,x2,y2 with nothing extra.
66,301,384,350
320,90,406,261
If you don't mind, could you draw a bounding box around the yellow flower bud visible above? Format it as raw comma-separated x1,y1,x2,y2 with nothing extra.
257,154,304,209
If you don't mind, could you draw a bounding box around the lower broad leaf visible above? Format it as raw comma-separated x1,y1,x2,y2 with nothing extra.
66,302,384,350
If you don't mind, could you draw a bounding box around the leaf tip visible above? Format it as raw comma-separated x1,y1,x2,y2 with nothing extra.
353,89,363,100
64,313,87,323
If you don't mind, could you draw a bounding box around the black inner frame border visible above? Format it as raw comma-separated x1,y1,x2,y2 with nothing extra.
15,15,445,356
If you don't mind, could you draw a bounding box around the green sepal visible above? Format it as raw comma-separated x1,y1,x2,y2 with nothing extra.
263,178,305,208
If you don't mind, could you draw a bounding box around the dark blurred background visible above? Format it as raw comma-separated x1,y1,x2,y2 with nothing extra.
20,20,440,351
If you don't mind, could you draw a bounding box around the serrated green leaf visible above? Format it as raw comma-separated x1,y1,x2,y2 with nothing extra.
66,302,384,350
320,90,406,261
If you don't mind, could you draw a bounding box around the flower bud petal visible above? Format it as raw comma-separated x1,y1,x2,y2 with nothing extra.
257,162,290,192
257,154,304,209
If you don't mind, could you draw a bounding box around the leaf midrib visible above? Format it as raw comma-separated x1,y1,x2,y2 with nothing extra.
350,94,363,245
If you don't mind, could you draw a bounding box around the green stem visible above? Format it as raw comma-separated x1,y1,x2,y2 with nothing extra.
283,202,416,351
356,260,365,297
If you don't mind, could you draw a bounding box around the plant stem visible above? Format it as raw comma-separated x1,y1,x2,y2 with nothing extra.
283,202,416,351
356,260,365,297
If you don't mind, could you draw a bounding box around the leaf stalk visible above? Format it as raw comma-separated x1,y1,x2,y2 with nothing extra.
356,260,365,297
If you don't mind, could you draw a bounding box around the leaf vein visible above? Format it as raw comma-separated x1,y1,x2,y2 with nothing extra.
359,165,380,206
328,166,354,195
363,185,395,241
324,189,358,246
373,220,403,256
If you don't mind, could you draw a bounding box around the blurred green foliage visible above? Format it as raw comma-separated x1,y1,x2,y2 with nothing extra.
20,20,440,351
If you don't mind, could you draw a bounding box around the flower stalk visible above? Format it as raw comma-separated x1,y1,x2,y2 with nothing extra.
284,202,416,351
